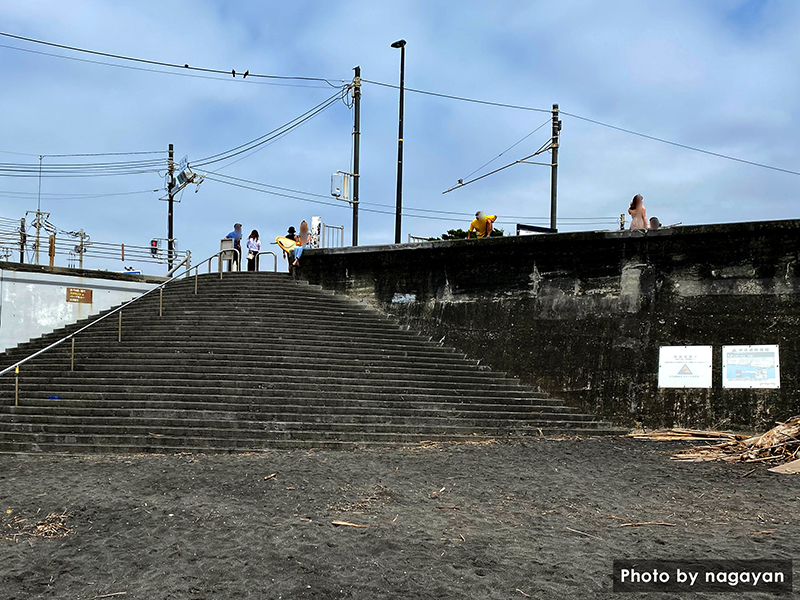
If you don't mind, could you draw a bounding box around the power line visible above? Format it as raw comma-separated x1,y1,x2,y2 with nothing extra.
560,110,800,177
362,80,800,178
0,32,346,85
361,79,551,114
206,172,616,223
192,88,347,168
0,188,160,200
204,174,616,226
0,43,339,90
461,118,551,181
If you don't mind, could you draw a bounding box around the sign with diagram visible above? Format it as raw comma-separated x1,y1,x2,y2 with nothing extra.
658,346,713,388
722,345,780,389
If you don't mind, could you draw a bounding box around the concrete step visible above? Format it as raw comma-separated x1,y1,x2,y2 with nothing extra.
17,360,512,380
0,404,582,422
0,369,529,388
0,418,608,440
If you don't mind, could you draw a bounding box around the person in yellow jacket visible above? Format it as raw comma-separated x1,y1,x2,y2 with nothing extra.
467,211,497,239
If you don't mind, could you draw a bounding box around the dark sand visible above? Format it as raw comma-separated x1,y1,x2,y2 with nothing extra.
1,437,797,599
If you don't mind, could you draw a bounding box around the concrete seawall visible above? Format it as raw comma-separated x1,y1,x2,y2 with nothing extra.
301,219,800,430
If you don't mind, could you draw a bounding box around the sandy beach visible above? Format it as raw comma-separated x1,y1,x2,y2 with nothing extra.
1,437,797,599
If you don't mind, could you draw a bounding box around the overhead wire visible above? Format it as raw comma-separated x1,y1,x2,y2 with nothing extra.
203,173,616,226
0,32,346,86
191,88,347,168
461,118,552,181
560,110,800,177
3,31,795,178
0,43,339,90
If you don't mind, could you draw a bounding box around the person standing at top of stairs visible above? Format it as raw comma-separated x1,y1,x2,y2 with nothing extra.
246,230,261,272
226,223,243,271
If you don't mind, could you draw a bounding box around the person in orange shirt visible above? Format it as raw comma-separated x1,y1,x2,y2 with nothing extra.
468,211,497,239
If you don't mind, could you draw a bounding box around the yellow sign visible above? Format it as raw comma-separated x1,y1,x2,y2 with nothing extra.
66,287,93,304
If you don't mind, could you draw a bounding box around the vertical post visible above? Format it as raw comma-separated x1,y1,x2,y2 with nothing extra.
550,103,561,232
167,144,175,271
391,40,407,244
70,338,75,371
19,217,25,264
194,268,198,294
34,213,41,265
118,311,122,343
121,243,125,262
48,234,56,268
78,229,85,269
352,66,362,247
14,366,19,407
159,287,163,317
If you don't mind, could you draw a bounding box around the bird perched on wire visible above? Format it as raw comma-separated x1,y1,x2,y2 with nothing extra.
231,69,236,78
243,70,249,79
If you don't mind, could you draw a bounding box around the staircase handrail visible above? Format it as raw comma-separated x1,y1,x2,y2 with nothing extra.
0,249,239,378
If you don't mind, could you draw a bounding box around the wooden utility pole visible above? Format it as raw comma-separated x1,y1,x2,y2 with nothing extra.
19,217,25,264
352,67,362,246
550,104,561,232
167,144,175,270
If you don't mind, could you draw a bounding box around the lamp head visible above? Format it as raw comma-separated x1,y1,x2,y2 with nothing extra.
391,39,407,48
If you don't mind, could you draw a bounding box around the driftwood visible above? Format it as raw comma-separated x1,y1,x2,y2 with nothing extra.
619,521,676,528
565,526,602,540
331,520,368,529
629,428,745,442
671,417,800,467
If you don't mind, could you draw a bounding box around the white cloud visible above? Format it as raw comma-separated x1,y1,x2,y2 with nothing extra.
0,0,798,271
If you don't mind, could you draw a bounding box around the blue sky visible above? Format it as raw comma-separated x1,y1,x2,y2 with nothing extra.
0,0,798,273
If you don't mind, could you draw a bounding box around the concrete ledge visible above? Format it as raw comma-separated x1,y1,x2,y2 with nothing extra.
300,218,800,429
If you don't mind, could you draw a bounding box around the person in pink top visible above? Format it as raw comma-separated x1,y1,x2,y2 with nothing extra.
628,194,649,230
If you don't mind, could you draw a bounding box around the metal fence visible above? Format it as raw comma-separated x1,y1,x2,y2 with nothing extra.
321,223,345,248
0,217,187,270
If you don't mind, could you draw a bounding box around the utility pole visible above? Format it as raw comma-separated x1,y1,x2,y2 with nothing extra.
352,66,362,247
391,39,407,244
167,144,175,270
550,103,561,232
19,217,25,264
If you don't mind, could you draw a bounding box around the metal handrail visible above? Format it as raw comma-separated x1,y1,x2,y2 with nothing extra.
165,250,192,277
255,251,277,272
0,249,239,378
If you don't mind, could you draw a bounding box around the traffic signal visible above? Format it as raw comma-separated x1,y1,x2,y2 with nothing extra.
150,239,159,257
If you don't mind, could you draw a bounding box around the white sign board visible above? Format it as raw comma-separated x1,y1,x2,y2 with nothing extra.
658,346,713,388
722,345,780,389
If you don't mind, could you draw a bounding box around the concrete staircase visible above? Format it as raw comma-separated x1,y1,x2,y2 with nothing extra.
0,272,620,453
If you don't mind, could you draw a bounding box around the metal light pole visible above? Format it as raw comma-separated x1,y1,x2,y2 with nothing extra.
352,66,362,246
391,39,406,244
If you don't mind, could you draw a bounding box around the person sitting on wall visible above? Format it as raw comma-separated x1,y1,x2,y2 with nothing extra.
225,223,243,270
649,216,662,229
293,220,312,267
467,211,498,239
628,195,650,230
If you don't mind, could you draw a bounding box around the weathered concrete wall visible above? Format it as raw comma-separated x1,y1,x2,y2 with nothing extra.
300,219,800,430
0,263,162,351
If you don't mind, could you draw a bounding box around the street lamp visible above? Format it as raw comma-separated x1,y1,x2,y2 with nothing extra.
391,39,406,244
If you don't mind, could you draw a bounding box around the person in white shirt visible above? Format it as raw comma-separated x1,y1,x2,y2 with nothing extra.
246,229,261,271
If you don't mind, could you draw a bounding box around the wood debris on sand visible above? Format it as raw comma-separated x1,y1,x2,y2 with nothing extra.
628,428,745,442
670,416,800,468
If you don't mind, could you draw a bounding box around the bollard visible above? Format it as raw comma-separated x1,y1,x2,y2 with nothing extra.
14,366,19,407
159,287,163,317
70,338,75,371
118,311,122,343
